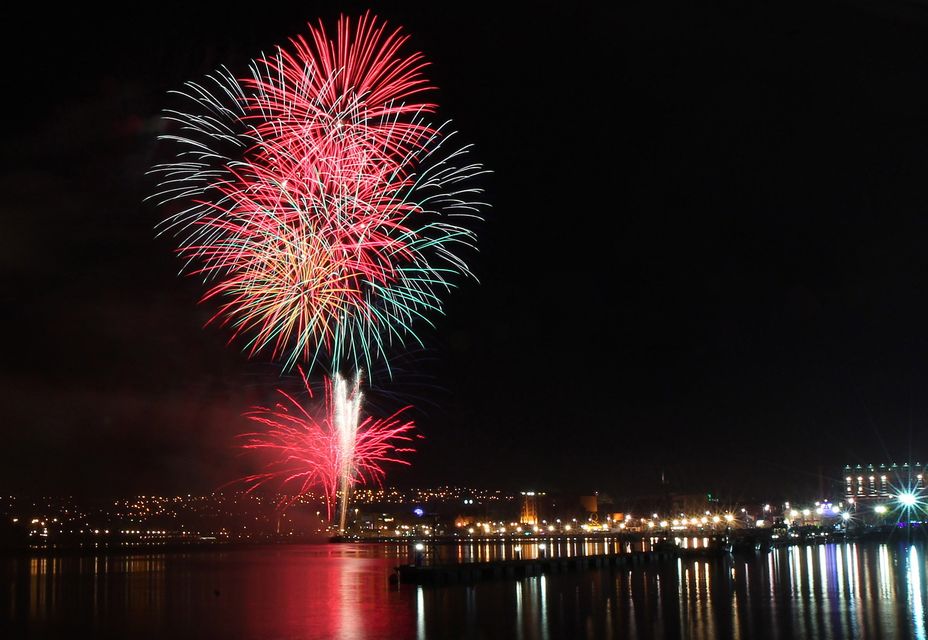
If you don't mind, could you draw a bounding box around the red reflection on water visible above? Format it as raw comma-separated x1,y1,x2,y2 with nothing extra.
237,546,415,640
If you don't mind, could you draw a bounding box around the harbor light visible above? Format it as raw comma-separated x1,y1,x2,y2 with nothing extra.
898,492,919,508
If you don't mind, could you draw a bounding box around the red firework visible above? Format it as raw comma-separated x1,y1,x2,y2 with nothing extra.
244,12,436,164
238,370,417,521
158,12,473,371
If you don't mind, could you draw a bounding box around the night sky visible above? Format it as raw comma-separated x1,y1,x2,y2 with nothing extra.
4,1,928,501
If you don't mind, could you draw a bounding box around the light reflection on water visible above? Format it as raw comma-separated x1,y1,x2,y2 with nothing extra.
3,542,928,639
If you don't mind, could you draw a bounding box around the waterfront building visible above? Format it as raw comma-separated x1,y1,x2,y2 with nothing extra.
843,462,926,502
519,492,540,526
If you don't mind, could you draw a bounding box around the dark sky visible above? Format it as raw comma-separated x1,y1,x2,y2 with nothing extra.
3,1,928,501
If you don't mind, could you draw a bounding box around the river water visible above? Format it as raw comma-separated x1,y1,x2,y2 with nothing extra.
2,540,927,639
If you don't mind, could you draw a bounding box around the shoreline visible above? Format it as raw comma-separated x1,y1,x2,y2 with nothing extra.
1,525,921,557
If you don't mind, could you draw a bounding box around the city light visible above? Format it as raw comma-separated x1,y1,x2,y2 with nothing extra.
9,482,914,546
898,492,919,508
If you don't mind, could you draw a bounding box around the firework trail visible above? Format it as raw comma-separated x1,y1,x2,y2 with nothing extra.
239,370,416,522
334,373,361,533
150,12,487,374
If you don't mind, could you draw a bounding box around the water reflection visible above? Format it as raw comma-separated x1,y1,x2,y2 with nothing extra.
416,585,425,640
4,542,928,638
909,547,926,640
422,536,679,565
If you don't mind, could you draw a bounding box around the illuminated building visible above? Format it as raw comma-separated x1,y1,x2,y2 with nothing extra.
520,492,539,526
843,462,926,502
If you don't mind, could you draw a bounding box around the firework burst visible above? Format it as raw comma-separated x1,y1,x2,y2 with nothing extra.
238,370,417,522
150,12,487,374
